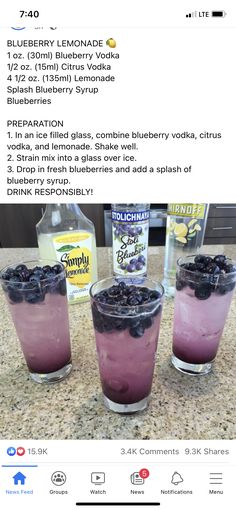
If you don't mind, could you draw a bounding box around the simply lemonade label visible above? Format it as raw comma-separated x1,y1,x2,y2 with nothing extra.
52,232,92,302
112,210,149,276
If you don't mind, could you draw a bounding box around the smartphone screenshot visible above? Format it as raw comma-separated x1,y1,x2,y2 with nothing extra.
0,1,235,509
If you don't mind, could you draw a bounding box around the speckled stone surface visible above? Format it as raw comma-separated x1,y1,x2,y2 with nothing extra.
0,246,235,440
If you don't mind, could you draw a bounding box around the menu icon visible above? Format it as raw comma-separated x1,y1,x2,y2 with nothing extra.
209,473,223,485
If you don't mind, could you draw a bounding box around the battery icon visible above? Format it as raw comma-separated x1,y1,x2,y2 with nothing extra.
211,11,226,17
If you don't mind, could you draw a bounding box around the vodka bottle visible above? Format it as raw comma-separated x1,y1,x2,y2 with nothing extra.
112,204,150,277
163,203,209,296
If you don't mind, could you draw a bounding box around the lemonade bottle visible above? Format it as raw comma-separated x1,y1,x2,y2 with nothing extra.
36,204,97,304
163,203,209,297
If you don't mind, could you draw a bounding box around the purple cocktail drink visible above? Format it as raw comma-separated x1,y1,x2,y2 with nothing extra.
172,254,236,375
0,260,72,383
90,277,164,413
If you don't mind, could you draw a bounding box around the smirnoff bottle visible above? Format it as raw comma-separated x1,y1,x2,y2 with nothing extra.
163,203,209,297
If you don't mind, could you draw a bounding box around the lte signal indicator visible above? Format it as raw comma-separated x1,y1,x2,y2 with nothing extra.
186,12,197,18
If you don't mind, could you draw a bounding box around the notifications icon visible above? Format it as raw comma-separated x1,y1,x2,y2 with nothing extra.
171,472,183,485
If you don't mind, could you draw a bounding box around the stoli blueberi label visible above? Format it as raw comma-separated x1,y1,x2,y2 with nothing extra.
112,210,150,223
112,207,150,276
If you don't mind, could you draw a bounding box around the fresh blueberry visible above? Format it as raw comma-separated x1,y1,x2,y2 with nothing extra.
29,274,42,284
5,268,16,279
225,264,236,274
25,289,45,304
216,285,228,295
103,320,114,332
205,263,220,275
127,293,143,306
176,279,186,291
195,283,211,300
114,318,127,331
8,290,23,303
142,317,152,329
226,282,236,292
1,272,10,281
118,298,128,306
213,255,226,268
15,264,27,272
118,281,126,291
59,279,67,296
129,324,145,338
10,275,22,283
20,269,31,281
96,293,108,304
194,255,208,265
108,286,121,297
52,264,63,274
149,290,161,301
42,265,52,273
8,275,23,289
32,266,43,273
188,263,198,272
139,291,150,302
127,317,141,327
95,322,105,333
124,285,136,295
195,263,206,272
205,257,213,265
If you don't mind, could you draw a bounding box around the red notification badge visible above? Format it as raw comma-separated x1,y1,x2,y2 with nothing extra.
139,468,150,479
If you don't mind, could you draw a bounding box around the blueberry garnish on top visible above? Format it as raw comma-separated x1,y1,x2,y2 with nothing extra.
1,262,66,304
176,254,236,299
91,282,162,338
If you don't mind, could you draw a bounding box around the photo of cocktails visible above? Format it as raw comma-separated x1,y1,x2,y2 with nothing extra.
0,203,235,440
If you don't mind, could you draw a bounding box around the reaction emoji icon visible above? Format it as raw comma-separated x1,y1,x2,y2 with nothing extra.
106,38,116,48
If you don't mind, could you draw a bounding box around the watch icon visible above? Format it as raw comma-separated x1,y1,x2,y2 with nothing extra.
91,472,105,485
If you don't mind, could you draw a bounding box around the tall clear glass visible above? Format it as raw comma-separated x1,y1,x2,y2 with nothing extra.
172,254,236,375
90,277,164,413
0,259,72,383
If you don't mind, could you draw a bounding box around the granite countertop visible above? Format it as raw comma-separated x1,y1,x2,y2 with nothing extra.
0,246,235,440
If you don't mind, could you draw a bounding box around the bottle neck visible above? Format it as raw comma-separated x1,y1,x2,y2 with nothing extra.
42,204,83,229
45,204,81,214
